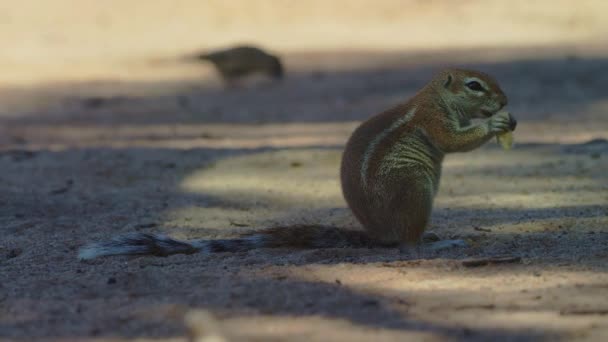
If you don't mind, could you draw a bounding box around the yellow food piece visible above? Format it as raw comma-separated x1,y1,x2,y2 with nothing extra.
497,131,514,150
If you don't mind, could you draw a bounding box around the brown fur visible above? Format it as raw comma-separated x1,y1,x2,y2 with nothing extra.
340,68,511,247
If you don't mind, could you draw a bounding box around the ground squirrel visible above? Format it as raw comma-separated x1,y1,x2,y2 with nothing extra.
192,45,284,85
341,68,514,249
78,68,516,260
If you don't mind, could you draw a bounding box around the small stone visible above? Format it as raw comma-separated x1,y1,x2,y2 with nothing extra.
135,222,158,230
361,299,379,306
422,232,441,242
6,248,22,259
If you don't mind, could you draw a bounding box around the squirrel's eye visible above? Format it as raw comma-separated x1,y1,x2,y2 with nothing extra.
465,81,484,91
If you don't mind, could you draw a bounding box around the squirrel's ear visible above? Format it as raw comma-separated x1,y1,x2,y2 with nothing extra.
443,74,453,88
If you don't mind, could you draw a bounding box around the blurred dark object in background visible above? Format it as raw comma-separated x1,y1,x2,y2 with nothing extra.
186,45,284,86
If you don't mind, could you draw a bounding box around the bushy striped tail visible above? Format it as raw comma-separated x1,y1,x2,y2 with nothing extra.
77,233,264,260
78,225,379,260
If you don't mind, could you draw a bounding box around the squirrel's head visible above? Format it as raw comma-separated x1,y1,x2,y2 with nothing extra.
433,68,508,119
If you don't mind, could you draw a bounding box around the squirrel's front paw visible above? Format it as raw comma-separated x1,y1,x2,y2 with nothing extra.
488,111,515,134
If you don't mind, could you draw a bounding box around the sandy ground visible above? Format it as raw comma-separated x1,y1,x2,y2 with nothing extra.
2,1,608,341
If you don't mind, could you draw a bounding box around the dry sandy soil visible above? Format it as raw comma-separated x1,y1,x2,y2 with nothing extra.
1,1,608,341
